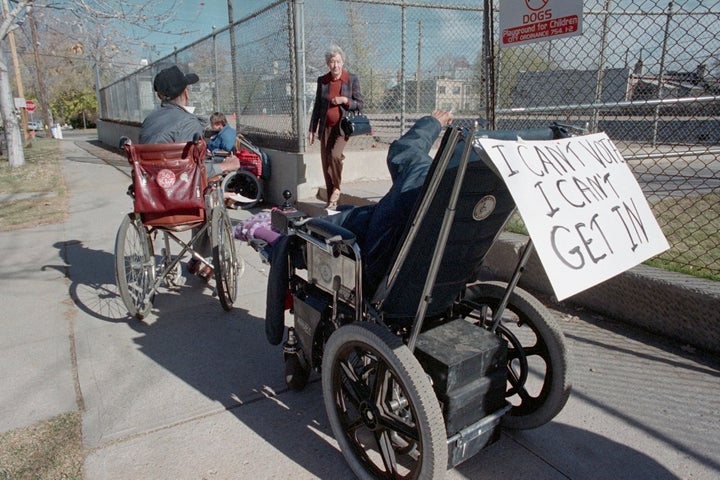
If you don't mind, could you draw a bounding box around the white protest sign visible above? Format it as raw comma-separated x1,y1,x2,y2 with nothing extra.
499,0,583,48
475,132,669,300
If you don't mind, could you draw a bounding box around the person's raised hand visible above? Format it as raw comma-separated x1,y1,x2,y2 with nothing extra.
432,109,453,126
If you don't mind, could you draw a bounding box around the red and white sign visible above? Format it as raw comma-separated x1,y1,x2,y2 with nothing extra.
25,100,36,113
500,0,583,48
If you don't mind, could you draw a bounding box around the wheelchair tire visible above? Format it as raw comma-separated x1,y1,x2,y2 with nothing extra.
114,213,155,320
211,206,239,311
222,170,263,209
322,322,447,480
461,281,571,430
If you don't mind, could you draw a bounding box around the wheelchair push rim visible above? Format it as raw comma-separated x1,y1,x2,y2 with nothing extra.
322,322,447,480
114,213,155,319
459,281,571,430
211,206,239,310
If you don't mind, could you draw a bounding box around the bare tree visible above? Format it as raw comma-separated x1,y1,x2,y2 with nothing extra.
1,0,186,167
0,0,32,167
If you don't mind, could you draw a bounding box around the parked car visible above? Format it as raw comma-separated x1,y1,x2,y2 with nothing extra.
27,121,42,131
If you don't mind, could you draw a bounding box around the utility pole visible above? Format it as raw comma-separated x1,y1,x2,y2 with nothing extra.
2,0,28,141
29,7,52,137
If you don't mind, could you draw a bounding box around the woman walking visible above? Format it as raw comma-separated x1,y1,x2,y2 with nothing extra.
308,45,364,210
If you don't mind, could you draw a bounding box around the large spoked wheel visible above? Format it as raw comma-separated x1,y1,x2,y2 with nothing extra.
322,322,447,480
211,206,238,311
459,281,571,430
222,170,263,209
114,213,155,320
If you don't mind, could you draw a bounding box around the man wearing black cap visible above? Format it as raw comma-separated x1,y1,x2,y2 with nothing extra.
139,65,240,279
139,65,239,178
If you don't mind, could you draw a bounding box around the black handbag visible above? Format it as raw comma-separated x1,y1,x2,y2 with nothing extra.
341,111,372,137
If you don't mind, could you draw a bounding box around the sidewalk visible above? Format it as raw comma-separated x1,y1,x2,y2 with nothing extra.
0,135,718,479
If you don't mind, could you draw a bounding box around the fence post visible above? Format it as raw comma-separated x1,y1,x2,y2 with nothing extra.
292,0,307,153
212,26,218,113
652,1,673,147
592,0,611,133
228,0,241,130
400,0,407,133
482,0,495,128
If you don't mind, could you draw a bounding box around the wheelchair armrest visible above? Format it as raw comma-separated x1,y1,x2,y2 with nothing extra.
305,218,356,245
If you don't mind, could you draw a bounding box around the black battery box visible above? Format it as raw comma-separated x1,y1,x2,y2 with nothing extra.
415,319,507,435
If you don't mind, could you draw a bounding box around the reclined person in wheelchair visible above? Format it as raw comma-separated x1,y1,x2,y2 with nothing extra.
237,110,573,478
140,64,242,277
236,109,454,344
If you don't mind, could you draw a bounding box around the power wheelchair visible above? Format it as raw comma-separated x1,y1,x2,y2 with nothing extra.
248,123,575,478
114,136,241,320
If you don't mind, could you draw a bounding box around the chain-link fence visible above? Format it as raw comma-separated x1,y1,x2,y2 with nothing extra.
99,0,719,280
491,0,720,282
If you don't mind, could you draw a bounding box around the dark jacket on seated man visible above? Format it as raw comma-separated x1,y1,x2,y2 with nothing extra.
328,114,441,296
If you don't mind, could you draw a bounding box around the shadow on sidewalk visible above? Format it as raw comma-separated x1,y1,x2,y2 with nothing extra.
51,234,354,477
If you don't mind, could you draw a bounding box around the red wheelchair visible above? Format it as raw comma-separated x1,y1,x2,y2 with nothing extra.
114,136,241,320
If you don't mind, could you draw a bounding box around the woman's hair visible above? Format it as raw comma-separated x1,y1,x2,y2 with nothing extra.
209,112,227,126
325,45,345,65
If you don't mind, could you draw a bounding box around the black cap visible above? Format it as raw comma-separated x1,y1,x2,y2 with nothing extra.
153,65,199,99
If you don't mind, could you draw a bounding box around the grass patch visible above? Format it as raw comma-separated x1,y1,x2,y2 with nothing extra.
649,194,720,281
0,137,67,232
0,412,83,480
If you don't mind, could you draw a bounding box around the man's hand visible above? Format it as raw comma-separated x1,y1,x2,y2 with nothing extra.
308,132,315,145
221,154,240,173
432,109,453,126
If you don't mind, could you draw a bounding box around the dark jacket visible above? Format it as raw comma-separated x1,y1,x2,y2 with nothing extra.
207,124,237,153
139,102,206,144
361,115,440,295
328,115,442,296
309,70,363,135
139,102,224,177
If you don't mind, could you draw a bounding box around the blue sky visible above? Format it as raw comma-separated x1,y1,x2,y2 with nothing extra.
138,1,273,60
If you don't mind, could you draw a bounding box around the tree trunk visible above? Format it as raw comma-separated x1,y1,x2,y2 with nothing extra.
0,46,25,167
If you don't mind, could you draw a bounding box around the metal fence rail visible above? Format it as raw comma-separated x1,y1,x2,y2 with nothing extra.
99,0,719,280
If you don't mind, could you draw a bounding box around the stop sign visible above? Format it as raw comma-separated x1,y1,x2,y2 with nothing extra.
25,100,36,113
